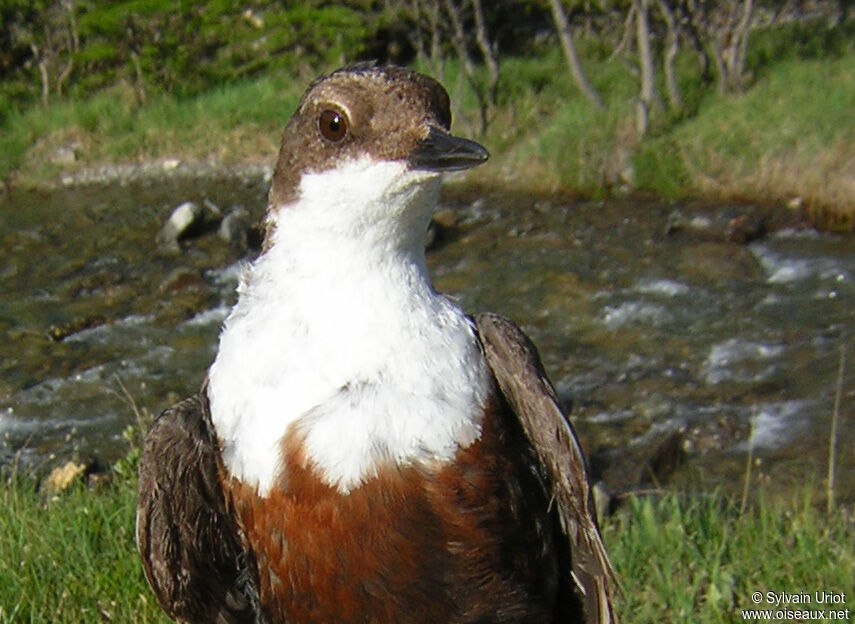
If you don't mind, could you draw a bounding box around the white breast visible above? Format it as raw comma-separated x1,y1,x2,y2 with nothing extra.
207,160,491,496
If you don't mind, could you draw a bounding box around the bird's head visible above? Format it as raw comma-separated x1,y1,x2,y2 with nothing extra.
266,64,488,249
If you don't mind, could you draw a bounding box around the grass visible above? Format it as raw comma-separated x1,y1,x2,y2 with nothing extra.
474,45,855,228
0,73,305,185
3,32,855,228
660,54,855,229
1,460,852,623
607,493,854,623
0,470,169,623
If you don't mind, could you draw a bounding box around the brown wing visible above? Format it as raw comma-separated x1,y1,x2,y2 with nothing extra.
136,393,264,624
475,313,618,624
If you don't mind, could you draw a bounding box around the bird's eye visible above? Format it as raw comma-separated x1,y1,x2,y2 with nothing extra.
319,110,347,143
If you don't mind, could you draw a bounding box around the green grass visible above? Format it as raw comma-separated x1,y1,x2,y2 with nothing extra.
607,493,855,623
477,48,636,195
2,465,852,623
0,471,168,623
670,54,855,171
3,32,855,228
0,72,304,183
470,39,855,225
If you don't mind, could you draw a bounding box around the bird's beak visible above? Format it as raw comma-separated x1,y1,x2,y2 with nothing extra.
408,127,489,172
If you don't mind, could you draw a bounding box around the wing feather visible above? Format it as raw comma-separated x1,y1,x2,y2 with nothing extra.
475,313,617,624
136,393,263,624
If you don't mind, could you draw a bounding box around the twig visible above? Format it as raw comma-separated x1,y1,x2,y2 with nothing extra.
609,3,637,60
110,375,147,431
827,341,846,515
613,487,667,499
740,406,755,517
547,0,606,110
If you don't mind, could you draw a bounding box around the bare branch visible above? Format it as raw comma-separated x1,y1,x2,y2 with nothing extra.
657,0,683,111
547,0,605,110
610,3,638,60
635,0,656,107
679,0,755,94
443,0,489,132
728,0,755,92
470,0,499,112
30,42,50,107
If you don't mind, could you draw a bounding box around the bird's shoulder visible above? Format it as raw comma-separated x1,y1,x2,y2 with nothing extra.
137,392,264,624
474,312,618,624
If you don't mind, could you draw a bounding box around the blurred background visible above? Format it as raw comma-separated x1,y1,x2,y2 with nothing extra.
3,0,855,494
3,0,855,493
1,2,854,622
2,0,854,224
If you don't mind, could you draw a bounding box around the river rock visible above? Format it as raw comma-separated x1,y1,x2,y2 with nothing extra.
44,461,87,493
157,201,204,252
677,243,764,283
43,457,106,494
725,214,766,244
636,429,688,487
203,197,223,219
219,207,252,253
47,315,108,342
158,268,207,294
50,145,78,165
426,208,458,250
685,412,750,455
666,207,766,244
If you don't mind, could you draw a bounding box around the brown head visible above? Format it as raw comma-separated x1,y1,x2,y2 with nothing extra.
268,64,488,210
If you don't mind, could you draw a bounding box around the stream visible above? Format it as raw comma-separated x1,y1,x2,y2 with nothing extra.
1,177,853,500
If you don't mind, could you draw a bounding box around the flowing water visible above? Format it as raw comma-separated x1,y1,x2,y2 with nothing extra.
1,179,853,500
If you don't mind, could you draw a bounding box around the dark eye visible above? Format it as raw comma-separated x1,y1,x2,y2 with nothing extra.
319,109,347,143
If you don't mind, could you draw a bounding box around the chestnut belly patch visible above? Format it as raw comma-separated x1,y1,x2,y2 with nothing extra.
226,404,559,624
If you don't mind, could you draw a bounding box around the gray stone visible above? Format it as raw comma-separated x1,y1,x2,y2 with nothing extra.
636,430,688,488
203,198,222,218
678,242,764,283
666,207,767,244
218,207,252,253
157,201,204,251
425,209,457,250
50,145,77,165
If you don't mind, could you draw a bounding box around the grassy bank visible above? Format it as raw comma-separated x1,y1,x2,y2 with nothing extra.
0,73,302,184
0,471,167,623
2,32,855,230
2,467,852,623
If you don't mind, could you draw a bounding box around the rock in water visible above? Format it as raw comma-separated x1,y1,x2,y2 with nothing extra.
157,201,204,252
218,207,252,254
425,208,458,250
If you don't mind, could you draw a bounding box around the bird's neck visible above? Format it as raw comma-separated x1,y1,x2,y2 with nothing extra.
207,161,491,496
252,160,442,318
268,158,440,269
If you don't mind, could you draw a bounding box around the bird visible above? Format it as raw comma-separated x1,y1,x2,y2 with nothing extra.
137,63,617,624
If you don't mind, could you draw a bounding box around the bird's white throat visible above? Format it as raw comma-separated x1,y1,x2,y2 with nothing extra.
207,159,491,496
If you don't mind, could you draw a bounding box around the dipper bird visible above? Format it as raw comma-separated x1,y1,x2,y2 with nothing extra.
137,64,616,624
